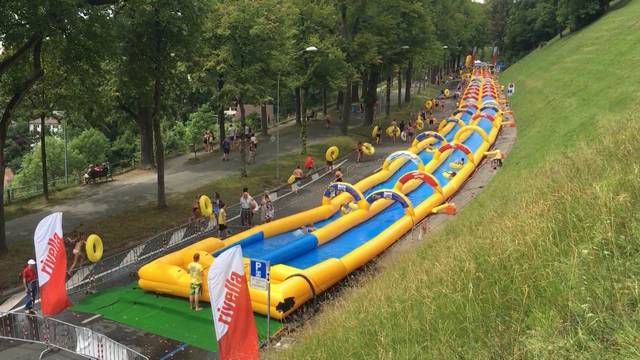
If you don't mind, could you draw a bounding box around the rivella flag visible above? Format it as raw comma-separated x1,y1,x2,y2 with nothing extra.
208,246,259,360
34,212,71,315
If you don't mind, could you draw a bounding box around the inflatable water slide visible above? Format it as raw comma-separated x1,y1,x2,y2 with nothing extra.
138,67,505,320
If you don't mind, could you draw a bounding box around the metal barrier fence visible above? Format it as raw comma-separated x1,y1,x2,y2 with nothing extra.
3,159,138,205
0,311,148,359
63,155,353,295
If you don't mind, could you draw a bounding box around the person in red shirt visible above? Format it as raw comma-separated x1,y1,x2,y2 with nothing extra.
303,155,314,174
22,259,38,314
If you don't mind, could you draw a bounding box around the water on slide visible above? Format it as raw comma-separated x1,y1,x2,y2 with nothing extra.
227,110,490,265
284,118,493,269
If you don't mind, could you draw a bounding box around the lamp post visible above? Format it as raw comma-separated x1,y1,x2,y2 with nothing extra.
276,73,280,180
442,45,449,81
63,118,68,184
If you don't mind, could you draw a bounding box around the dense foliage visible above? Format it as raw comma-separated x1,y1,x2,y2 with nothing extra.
488,0,613,61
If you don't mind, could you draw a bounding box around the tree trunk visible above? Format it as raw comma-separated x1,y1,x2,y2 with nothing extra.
340,80,351,135
0,129,8,255
351,82,359,102
397,67,402,107
260,103,268,136
363,66,379,125
300,86,308,154
294,87,302,125
386,74,391,116
404,59,413,104
238,96,248,177
0,34,44,255
322,88,328,116
152,78,166,208
336,90,343,110
39,114,49,201
137,112,155,169
217,74,226,149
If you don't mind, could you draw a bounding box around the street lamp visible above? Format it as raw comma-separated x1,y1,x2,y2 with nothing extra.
442,45,449,81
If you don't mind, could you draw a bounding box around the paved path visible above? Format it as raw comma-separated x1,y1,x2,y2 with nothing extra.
5,118,355,242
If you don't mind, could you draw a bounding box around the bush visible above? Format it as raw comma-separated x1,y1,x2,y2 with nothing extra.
109,129,139,163
69,128,110,166
163,120,188,154
185,105,217,147
13,136,83,187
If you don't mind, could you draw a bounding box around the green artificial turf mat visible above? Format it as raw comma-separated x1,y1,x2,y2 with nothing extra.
71,284,282,352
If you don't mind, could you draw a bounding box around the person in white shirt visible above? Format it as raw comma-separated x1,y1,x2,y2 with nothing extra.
239,187,256,226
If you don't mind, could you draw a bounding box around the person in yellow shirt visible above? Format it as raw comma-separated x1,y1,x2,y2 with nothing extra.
218,201,231,238
188,253,203,311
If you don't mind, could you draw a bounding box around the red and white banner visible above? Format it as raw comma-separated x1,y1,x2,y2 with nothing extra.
492,46,499,66
34,212,71,315
208,246,259,360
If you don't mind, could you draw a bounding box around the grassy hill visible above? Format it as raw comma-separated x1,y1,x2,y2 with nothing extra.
275,1,640,358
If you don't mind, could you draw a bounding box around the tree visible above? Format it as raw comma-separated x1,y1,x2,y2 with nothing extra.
0,0,113,254
14,136,83,187
69,128,110,166
208,0,292,176
111,0,206,207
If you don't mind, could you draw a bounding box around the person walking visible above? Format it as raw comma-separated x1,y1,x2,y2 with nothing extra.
217,201,231,237
22,259,37,314
324,114,332,129
202,131,209,153
262,192,275,223
67,235,86,275
356,142,364,163
291,165,304,194
304,155,315,174
375,126,382,144
187,253,203,311
240,188,256,227
334,168,344,183
221,137,231,161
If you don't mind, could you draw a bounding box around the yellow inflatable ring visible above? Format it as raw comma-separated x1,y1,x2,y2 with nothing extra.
371,126,379,138
325,146,339,161
386,126,400,137
444,89,450,97
288,175,296,184
199,195,213,217
415,119,424,130
362,142,375,155
85,234,103,263
425,100,433,110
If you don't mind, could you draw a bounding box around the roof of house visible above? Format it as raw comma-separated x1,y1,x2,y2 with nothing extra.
29,116,60,125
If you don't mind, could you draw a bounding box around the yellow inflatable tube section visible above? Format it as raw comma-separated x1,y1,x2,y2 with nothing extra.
139,71,504,319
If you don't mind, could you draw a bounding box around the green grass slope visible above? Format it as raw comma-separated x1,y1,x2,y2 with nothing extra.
275,2,640,359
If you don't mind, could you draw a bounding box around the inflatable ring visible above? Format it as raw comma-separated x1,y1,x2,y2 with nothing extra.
444,89,450,97
371,126,379,138
362,143,375,155
288,175,296,184
325,146,339,162
85,234,103,263
199,195,213,217
449,161,463,169
415,119,424,130
400,132,407,142
386,126,400,137
425,100,433,110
